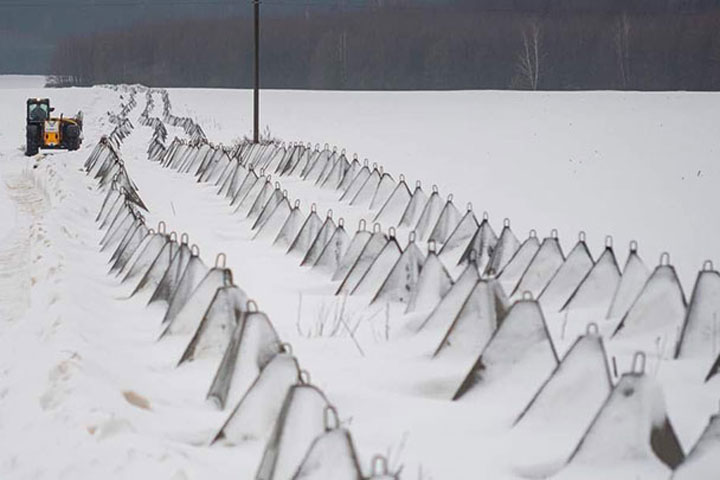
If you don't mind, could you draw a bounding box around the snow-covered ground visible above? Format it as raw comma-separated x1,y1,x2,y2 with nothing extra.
1,76,719,480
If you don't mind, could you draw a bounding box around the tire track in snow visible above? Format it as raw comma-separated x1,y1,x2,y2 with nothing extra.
0,162,50,324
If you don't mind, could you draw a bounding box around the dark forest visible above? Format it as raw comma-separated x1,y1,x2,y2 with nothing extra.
47,0,720,90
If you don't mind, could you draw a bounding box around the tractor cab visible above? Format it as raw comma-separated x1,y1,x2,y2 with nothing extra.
27,98,53,123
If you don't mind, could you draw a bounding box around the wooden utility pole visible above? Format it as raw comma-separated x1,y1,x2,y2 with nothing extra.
253,0,260,143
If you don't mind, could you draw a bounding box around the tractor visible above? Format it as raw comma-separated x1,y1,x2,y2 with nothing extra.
25,98,83,156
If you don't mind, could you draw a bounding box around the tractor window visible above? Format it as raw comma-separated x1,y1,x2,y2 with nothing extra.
28,103,49,121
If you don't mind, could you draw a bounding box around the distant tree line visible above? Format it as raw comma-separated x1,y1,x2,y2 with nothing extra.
48,1,720,90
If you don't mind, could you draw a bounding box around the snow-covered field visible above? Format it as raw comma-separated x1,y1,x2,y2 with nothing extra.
1,75,719,480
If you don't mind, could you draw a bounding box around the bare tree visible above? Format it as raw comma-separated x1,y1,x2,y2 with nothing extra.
514,20,543,90
614,13,632,89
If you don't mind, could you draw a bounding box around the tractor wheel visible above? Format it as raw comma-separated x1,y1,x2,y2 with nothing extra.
25,125,40,157
63,124,81,151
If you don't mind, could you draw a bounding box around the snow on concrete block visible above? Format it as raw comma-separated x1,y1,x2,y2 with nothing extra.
675,261,720,360
301,212,337,267
130,232,179,298
485,218,521,276
161,252,209,327
313,220,351,276
368,172,398,213
607,241,650,321
427,194,461,245
511,230,565,301
398,181,428,229
350,166,381,208
253,188,288,233
561,238,621,318
454,213,497,271
320,151,351,190
230,168,259,207
179,281,248,365
212,353,300,445
339,161,371,203
250,183,284,226
434,277,509,359
372,232,425,304
351,230,402,297
336,226,387,295
673,406,720,479
406,241,455,315
332,220,371,282
497,229,540,296
274,201,306,250
163,263,229,336
538,232,594,312
255,383,331,480
453,294,559,417
512,326,612,472
288,206,324,257
292,416,363,480
149,239,192,307
554,354,684,480
207,304,282,409
414,185,444,242
613,253,687,347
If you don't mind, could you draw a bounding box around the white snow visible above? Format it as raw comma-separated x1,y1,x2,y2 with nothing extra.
1,79,720,480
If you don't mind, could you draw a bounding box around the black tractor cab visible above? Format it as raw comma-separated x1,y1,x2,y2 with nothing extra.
27,98,54,124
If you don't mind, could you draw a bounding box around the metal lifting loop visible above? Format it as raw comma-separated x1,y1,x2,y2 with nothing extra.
299,370,311,385
373,222,382,233
338,217,345,228
579,231,586,242
504,217,510,227
158,220,166,234
703,260,714,272
466,202,473,212
529,229,537,239
215,252,227,268
399,174,405,182
522,291,533,301
311,203,317,213
632,351,647,374
281,342,293,354
359,219,367,231
432,184,439,194
363,158,369,167
327,209,333,219
169,231,178,242
415,180,422,189
282,190,288,198
409,231,417,243
630,240,638,253
605,235,613,248
223,269,234,287
660,252,670,266
191,244,200,256
447,193,454,202
274,181,280,190
372,456,389,475
551,228,559,239
389,227,396,239
323,405,339,432
180,232,189,245
294,199,301,208
586,322,599,335
468,249,477,263
428,240,437,254
246,299,258,312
